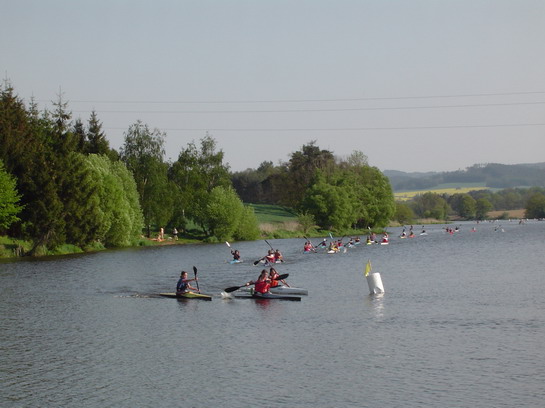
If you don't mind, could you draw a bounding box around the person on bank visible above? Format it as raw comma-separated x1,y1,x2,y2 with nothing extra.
176,271,199,295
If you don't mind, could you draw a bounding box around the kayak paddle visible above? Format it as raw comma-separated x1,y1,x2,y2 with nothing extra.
264,239,274,250
192,265,200,292
223,273,289,293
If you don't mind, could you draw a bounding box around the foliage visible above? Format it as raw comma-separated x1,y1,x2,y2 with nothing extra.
297,211,316,234
120,121,171,230
410,192,450,220
169,134,231,234
525,193,545,219
394,202,414,224
0,160,23,230
86,155,144,246
234,205,261,241
475,198,493,220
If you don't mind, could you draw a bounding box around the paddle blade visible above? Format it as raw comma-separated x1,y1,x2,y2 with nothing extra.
274,273,289,280
193,266,198,276
225,241,231,248
253,260,260,265
224,285,243,293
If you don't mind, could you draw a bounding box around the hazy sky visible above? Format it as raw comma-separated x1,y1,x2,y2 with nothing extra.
2,0,545,172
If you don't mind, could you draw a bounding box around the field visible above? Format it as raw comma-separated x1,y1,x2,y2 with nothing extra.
247,203,298,224
394,185,489,201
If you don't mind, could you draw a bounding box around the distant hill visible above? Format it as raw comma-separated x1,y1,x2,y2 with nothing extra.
385,162,545,192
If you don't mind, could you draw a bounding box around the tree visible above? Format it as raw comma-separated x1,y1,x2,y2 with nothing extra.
120,121,171,232
475,198,493,220
411,192,449,220
281,141,335,207
87,110,113,157
0,160,23,231
169,134,231,233
525,193,545,219
301,172,355,231
395,202,414,224
86,154,144,246
458,194,477,219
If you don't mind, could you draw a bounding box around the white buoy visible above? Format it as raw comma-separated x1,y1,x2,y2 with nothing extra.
364,260,385,295
366,272,385,294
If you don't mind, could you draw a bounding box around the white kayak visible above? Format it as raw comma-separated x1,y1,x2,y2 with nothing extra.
239,285,308,296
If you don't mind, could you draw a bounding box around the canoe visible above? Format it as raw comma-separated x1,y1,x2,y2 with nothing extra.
159,292,212,301
239,285,308,296
234,292,301,301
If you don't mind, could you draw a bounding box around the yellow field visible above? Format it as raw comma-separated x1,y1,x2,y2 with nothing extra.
394,187,487,201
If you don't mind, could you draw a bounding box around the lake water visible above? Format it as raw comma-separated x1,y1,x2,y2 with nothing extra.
1,221,545,407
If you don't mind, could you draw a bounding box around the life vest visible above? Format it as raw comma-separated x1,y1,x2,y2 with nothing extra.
270,274,280,287
254,280,270,294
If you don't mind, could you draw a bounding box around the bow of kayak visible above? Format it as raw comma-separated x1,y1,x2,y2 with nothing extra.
160,292,212,301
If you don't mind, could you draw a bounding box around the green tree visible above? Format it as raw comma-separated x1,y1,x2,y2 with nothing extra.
200,186,243,240
301,173,355,231
458,194,477,219
525,193,545,219
234,205,261,241
0,160,23,231
475,197,493,220
281,141,335,207
169,134,231,233
120,121,171,233
86,154,144,246
411,192,449,220
395,202,414,225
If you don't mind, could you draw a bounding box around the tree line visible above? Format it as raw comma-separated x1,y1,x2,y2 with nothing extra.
394,187,545,223
0,84,261,254
386,162,545,191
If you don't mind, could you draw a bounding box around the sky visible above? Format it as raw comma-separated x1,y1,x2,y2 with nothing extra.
2,0,545,173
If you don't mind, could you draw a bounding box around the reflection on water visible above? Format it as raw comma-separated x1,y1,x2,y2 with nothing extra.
1,221,545,407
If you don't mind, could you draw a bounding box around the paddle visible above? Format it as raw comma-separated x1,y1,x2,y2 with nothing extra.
192,266,200,292
223,273,289,293
264,240,274,250
225,241,231,248
253,257,265,266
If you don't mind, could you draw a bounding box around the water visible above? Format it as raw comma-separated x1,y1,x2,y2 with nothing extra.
1,221,545,407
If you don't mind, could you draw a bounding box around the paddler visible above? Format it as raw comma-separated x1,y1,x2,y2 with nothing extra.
273,249,284,263
269,267,290,288
231,249,241,261
176,271,199,295
245,269,271,294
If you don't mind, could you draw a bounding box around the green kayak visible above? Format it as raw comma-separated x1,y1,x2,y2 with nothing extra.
160,292,212,301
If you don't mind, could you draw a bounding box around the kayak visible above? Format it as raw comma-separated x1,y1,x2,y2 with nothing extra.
234,292,301,301
239,285,308,295
229,259,243,264
159,292,212,301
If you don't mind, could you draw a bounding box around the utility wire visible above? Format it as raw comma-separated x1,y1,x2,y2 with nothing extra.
104,123,545,132
39,91,545,105
70,100,545,114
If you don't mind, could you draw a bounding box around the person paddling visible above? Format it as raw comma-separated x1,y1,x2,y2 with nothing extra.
269,267,290,288
244,269,271,294
231,249,241,261
176,271,199,295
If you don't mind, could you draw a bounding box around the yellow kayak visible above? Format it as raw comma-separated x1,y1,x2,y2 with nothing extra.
160,292,212,301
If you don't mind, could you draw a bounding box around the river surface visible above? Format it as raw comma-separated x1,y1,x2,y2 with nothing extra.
1,221,545,407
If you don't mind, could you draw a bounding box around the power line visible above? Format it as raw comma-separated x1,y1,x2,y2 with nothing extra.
69,100,545,114
104,123,545,132
39,90,545,105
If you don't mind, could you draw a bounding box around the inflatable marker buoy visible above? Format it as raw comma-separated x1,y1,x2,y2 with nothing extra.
364,260,385,295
